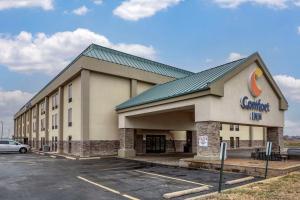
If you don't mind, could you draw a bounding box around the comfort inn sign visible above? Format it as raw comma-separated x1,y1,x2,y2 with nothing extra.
240,67,270,121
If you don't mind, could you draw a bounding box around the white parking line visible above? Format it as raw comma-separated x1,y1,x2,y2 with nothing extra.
134,170,211,187
225,176,255,185
77,176,140,200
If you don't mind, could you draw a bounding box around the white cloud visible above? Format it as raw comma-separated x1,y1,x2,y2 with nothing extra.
274,75,300,102
227,52,244,61
93,0,103,5
113,0,182,21
0,28,156,74
0,0,54,10
294,0,300,6
285,120,300,136
213,0,288,9
0,89,33,138
298,26,300,34
72,5,89,16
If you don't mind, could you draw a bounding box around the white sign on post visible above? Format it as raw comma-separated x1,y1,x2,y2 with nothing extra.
266,142,272,156
198,135,208,147
219,142,227,160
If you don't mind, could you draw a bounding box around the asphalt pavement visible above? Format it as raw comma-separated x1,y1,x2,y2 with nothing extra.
0,153,261,200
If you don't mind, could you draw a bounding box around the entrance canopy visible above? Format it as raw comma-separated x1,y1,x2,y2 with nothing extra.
116,53,288,160
117,53,287,128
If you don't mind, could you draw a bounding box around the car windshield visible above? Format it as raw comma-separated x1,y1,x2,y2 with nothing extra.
9,141,17,145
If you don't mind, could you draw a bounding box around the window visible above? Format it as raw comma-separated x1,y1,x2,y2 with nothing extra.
68,108,72,127
33,107,36,118
220,124,222,131
236,137,240,148
9,141,17,145
52,114,58,129
52,115,55,130
41,118,45,131
235,125,240,131
68,84,72,103
33,122,36,132
55,114,58,129
0,141,9,144
52,93,59,110
230,137,234,148
41,102,45,115
230,124,234,131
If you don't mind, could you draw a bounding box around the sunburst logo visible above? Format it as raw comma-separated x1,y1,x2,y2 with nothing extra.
249,67,263,97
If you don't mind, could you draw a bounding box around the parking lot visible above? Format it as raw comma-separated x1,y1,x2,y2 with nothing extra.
0,153,261,200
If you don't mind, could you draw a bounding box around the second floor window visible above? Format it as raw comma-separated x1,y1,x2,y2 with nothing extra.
230,124,234,131
52,93,59,110
52,114,58,129
41,102,45,115
68,84,72,103
68,108,72,127
235,125,240,131
41,118,45,131
33,121,36,132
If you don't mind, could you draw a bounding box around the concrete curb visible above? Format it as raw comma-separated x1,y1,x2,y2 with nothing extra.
163,186,210,199
225,176,255,185
185,174,287,200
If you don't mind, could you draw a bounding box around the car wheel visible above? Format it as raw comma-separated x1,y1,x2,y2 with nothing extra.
19,147,27,154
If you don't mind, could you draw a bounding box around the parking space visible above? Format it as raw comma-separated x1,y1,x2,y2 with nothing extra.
0,153,261,200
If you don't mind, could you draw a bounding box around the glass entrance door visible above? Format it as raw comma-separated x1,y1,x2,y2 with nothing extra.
146,135,166,153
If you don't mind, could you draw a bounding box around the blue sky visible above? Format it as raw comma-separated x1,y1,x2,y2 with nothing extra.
0,0,299,137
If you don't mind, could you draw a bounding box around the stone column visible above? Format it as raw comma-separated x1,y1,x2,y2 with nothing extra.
267,127,283,152
58,86,64,154
249,126,253,147
263,127,267,146
192,131,197,154
194,121,220,161
118,128,136,158
80,70,90,157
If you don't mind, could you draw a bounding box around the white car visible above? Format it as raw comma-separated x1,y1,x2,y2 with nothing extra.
0,140,30,153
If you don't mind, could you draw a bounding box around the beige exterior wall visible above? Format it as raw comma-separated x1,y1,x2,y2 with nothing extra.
63,76,81,141
220,124,263,141
89,72,131,140
137,81,154,95
220,124,248,140
253,126,264,140
195,62,284,127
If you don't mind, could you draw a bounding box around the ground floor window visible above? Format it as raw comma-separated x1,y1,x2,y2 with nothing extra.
236,137,240,148
68,136,72,153
230,137,234,148
146,135,166,153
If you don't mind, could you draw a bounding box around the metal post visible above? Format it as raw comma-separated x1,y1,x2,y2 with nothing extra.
264,154,269,179
218,143,226,193
264,141,272,179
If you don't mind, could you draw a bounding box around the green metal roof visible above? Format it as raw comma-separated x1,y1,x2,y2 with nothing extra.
83,44,194,78
116,58,247,110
